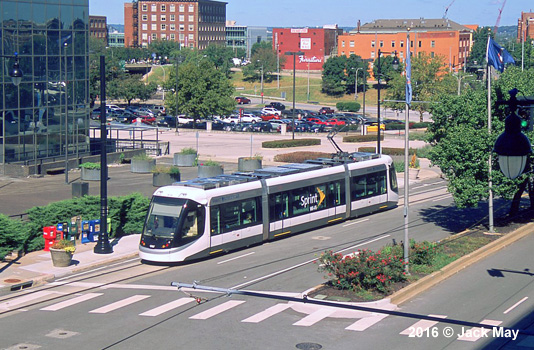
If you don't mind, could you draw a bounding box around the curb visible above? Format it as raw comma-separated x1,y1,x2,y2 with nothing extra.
390,222,534,305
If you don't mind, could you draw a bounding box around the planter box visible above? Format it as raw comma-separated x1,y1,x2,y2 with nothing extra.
81,167,100,181
131,158,156,173
198,165,223,178
50,248,73,267
238,157,262,172
173,153,197,167
153,173,181,187
72,182,89,198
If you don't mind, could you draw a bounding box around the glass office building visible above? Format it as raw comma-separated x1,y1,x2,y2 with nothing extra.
1,0,90,174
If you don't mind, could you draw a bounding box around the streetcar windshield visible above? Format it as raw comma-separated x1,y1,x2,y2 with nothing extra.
143,196,186,239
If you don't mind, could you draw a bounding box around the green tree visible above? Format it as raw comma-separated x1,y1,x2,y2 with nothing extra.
250,41,272,57
426,66,534,214
242,46,280,82
166,54,235,124
372,54,401,83
0,214,28,260
147,39,182,61
108,74,157,105
321,56,347,97
203,44,234,77
467,27,492,68
89,37,124,107
345,54,369,95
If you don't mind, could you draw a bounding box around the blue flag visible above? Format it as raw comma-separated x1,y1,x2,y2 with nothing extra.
405,38,412,106
486,37,514,72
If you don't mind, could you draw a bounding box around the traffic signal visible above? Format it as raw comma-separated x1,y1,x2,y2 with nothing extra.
519,107,534,132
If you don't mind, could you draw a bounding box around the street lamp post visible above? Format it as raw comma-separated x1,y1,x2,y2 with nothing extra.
63,42,69,184
376,49,399,154
260,64,264,104
94,55,113,255
353,67,362,101
285,51,304,140
1,53,23,175
174,55,184,133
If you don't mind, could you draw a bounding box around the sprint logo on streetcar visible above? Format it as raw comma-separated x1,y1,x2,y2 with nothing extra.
139,153,399,263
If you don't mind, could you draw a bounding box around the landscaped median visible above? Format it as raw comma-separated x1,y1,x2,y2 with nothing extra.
307,222,534,306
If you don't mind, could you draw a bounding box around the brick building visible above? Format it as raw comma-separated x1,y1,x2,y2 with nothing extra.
518,12,534,42
89,15,108,45
124,0,226,49
273,26,342,71
338,18,475,72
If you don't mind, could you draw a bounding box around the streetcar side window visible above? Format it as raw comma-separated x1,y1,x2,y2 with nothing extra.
389,165,399,193
180,204,205,243
213,197,262,233
270,193,289,220
351,171,387,200
210,206,221,236
328,181,345,206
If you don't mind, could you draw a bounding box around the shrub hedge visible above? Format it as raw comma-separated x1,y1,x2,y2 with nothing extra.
274,151,333,163
0,193,150,259
343,135,383,143
262,138,321,148
336,101,361,112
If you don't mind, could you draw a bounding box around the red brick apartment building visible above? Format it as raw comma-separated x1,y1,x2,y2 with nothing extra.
273,26,343,71
89,15,108,44
124,0,226,49
518,12,534,42
338,18,475,72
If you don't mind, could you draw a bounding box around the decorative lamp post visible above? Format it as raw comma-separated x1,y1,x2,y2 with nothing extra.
285,51,304,140
376,50,399,154
174,55,184,133
94,55,113,255
1,53,23,175
494,90,532,179
353,67,362,101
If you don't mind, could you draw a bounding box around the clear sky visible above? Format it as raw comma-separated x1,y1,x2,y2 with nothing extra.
90,0,532,28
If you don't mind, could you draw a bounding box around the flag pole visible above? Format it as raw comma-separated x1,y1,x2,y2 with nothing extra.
403,28,411,273
487,33,495,233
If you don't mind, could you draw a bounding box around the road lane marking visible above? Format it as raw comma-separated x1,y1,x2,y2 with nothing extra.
217,252,255,265
346,314,389,331
504,297,528,314
293,308,336,326
0,291,61,310
343,218,369,227
139,297,196,317
241,304,291,323
89,295,150,314
189,300,246,320
457,319,502,342
40,293,103,311
400,314,447,335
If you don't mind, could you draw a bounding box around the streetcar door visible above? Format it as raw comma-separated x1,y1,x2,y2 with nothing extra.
269,193,289,232
210,206,224,251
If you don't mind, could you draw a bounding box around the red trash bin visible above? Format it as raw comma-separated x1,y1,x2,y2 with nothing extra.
43,226,57,251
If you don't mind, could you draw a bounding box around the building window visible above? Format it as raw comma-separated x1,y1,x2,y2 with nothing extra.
179,33,185,40
179,24,185,31
350,51,355,55
170,5,175,12
161,4,166,12
170,34,175,40
391,41,395,48
431,40,435,48
142,14,148,21
188,24,194,31
170,14,175,21
161,15,166,21
152,33,157,40
189,5,194,12
170,24,175,30
418,41,422,48
371,51,375,58
179,15,185,22
341,41,345,48
179,5,184,12
188,34,194,40
151,24,156,30
142,4,147,11
161,33,166,39
151,14,156,21
341,51,345,55
161,24,166,30
400,41,404,48
349,41,355,47
379,40,384,47
188,15,194,22
142,33,148,40
431,52,435,58
371,40,375,48
142,23,147,30
151,4,156,12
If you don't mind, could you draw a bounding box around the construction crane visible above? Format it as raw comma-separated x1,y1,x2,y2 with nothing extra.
443,0,456,19
494,0,507,34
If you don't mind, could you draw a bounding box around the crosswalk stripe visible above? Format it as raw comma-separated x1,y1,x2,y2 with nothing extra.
457,319,502,342
0,291,60,310
40,293,104,311
189,300,246,320
139,297,196,317
241,303,291,323
293,308,336,327
89,295,151,314
400,314,448,335
345,313,388,331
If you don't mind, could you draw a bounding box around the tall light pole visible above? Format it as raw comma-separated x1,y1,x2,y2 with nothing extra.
353,67,362,100
285,51,304,140
260,64,264,104
376,49,399,154
94,55,113,255
64,42,69,184
1,53,23,175
174,54,184,133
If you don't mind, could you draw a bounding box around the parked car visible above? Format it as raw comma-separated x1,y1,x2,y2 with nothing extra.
251,121,273,132
318,106,335,114
268,102,286,111
235,96,251,104
260,113,281,121
131,115,156,125
261,107,282,116
366,123,386,132
241,114,262,123
324,118,346,126
151,105,166,116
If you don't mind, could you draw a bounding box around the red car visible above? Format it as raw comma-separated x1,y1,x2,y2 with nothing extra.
260,114,281,121
235,96,251,104
324,118,346,126
131,115,156,125
306,117,327,124
319,106,335,114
